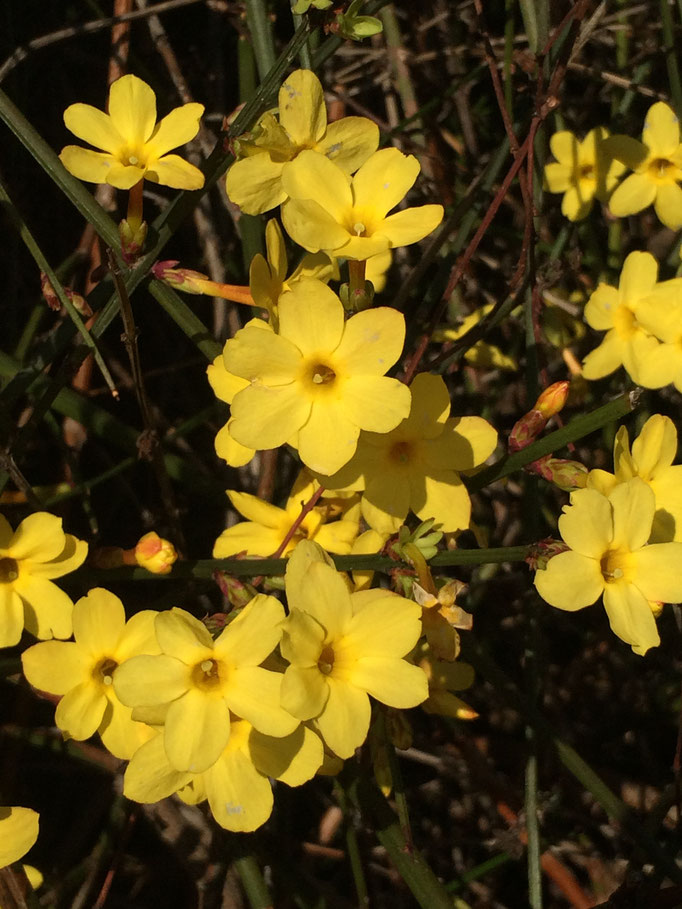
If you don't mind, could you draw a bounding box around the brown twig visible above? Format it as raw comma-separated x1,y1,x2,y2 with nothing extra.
270,486,325,559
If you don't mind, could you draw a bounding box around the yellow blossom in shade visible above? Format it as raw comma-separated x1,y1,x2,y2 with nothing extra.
633,280,682,391
413,578,472,662
364,249,392,293
280,541,428,759
224,279,411,476
124,721,322,833
543,127,625,221
433,304,517,372
207,352,256,468
21,589,159,759
281,148,444,260
113,599,297,773
213,470,359,559
581,251,662,383
0,512,87,647
60,74,204,190
0,807,39,867
226,69,378,215
587,415,682,542
250,220,336,326
134,532,177,574
414,642,477,720
321,373,497,534
534,479,682,655
607,102,682,228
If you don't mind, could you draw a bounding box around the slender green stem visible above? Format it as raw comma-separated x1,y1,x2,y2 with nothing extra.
233,855,272,909
245,0,277,80
290,1,312,68
334,781,370,908
518,0,549,55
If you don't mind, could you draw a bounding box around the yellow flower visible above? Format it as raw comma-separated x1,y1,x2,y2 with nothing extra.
534,479,682,655
0,806,39,868
223,279,411,476
633,279,682,390
581,251,662,383
226,68,378,215
587,415,682,542
60,74,204,190
123,721,322,832
134,532,177,574
280,541,428,759
322,373,497,533
249,219,336,325
0,511,87,647
414,642,477,720
543,127,624,221
213,470,359,558
433,304,517,371
113,599,297,773
607,102,682,228
22,588,159,759
281,148,444,260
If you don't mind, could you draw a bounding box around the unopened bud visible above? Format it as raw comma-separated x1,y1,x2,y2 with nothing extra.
535,381,570,418
526,537,570,571
40,273,92,317
527,455,588,490
509,381,570,452
152,260,254,304
134,531,177,575
213,570,258,609
119,218,148,264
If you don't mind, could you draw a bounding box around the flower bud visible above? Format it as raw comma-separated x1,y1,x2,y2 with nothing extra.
526,537,569,571
527,455,588,490
509,382,570,452
134,532,177,574
40,273,92,317
119,217,148,264
535,381,570,418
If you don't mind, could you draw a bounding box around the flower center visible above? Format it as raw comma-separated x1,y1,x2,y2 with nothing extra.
122,147,146,168
600,549,631,583
389,440,414,465
648,157,676,182
310,363,336,386
0,558,19,583
192,658,223,690
578,163,594,180
353,221,367,236
318,644,335,675
613,305,637,338
94,657,118,687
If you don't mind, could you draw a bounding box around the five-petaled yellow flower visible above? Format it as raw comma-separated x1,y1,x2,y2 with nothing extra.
280,541,428,759
535,479,682,655
223,279,411,476
544,127,624,221
226,68,378,214
60,74,204,190
281,147,444,259
581,251,663,383
607,102,682,228
588,415,682,542
0,512,87,647
323,373,497,534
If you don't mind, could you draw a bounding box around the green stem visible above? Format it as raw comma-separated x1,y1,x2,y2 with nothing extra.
334,781,370,908
233,854,272,909
245,0,277,80
660,0,682,117
290,1,312,68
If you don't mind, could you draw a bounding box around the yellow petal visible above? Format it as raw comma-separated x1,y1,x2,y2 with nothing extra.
561,185,593,221
413,470,471,532
124,735,191,802
278,69,326,145
654,181,682,229
146,154,204,189
63,103,124,153
55,680,105,740
22,640,86,695
108,74,157,145
632,415,678,476
226,154,287,215
404,373,451,434
620,251,658,302
265,218,288,278
609,173,657,217
349,657,428,708
582,331,625,380
609,478,655,551
281,197,351,253
0,586,24,647
343,594,421,657
156,608,213,658
632,542,682,602
362,471,410,534
352,148,420,217
29,534,88,579
340,375,411,433
377,205,444,247
9,512,64,562
216,595,285,666
207,355,249,403
15,576,74,640
249,725,323,786
230,383,311,451
315,116,379,174
281,664,329,719
223,324,301,383
584,284,619,330
226,490,285,528
559,488,612,557
103,161,146,189
113,653,189,707
213,522,283,558
602,582,659,654
605,134,648,169
334,306,406,375
543,162,571,193
225,666,297,736
298,400,361,475
278,280,345,356
316,676,370,759
534,550,604,610
0,807,39,867
146,103,204,157
205,747,272,832
549,130,579,166
72,588,125,654
642,101,680,156
215,420,256,467
282,150,352,222
428,416,497,470
289,560,353,638
165,688,231,772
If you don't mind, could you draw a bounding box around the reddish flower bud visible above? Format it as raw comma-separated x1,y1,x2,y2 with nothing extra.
134,532,177,575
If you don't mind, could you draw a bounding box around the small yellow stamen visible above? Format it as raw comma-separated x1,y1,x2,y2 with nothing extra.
318,644,335,675
353,222,366,236
0,558,19,583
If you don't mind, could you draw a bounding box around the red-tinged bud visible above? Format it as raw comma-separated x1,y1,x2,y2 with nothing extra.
526,537,570,571
509,409,547,452
527,455,588,490
535,381,570,418
152,260,254,304
40,273,92,317
213,570,258,609
119,218,148,264
203,612,231,637
134,531,177,575
89,546,126,569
